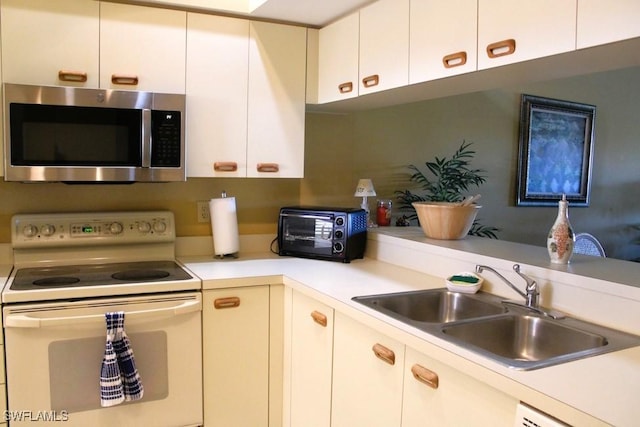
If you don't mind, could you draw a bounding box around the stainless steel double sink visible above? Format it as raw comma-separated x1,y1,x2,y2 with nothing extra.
352,289,640,370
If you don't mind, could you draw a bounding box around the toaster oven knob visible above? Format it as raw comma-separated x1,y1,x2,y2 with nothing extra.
335,229,344,239
333,242,344,253
23,224,38,238
41,224,56,236
336,217,345,226
109,222,124,235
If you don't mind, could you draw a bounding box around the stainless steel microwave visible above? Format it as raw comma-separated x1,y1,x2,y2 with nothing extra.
3,83,186,183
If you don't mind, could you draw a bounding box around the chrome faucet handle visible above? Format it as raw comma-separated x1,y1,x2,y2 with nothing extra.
512,264,539,307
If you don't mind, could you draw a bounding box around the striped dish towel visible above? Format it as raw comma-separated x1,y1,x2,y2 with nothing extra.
100,312,144,407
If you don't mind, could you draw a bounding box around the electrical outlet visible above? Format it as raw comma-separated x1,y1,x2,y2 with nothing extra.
197,201,210,223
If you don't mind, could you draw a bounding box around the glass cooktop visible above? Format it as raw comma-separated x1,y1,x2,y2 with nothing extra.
11,261,193,291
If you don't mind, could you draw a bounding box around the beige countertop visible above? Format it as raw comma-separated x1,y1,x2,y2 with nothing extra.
181,229,640,426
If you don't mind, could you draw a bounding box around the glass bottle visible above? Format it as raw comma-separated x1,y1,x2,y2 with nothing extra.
547,194,575,264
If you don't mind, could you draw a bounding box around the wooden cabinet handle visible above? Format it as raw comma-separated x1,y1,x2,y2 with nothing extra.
338,82,353,94
256,163,279,173
411,364,439,389
310,310,327,327
111,74,139,85
442,51,467,68
58,70,88,83
213,297,241,309
214,162,238,172
486,39,516,58
362,74,379,88
372,343,395,365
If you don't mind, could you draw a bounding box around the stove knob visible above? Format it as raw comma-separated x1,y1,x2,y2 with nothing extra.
138,221,151,233
23,224,39,238
41,224,56,236
109,222,124,235
153,221,167,233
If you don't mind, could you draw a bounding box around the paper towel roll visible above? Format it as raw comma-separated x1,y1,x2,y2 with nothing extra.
209,196,239,257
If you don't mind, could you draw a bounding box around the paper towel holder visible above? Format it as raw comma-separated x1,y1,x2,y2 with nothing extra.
210,190,240,259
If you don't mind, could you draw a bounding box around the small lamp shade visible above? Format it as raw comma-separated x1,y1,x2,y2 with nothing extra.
354,179,376,197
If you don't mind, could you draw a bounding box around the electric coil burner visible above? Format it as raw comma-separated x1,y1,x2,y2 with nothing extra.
3,211,201,303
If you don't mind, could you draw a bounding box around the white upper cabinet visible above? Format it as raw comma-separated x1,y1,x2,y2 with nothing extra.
186,17,306,178
0,0,99,87
186,13,249,177
477,0,576,70
99,3,187,93
409,0,478,84
317,12,359,103
247,22,307,178
359,0,410,95
577,0,640,49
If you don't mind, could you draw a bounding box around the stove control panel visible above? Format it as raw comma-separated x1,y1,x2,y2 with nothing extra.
12,211,176,248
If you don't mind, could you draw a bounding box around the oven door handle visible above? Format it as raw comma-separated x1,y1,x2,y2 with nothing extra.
4,299,201,328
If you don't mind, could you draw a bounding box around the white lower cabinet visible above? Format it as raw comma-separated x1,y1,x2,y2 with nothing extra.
331,312,405,427
288,291,334,427
203,286,270,427
402,346,517,426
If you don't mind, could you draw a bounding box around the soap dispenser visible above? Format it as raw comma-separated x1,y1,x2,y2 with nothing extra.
547,194,575,264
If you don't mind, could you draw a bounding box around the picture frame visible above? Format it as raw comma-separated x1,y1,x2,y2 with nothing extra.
516,94,596,206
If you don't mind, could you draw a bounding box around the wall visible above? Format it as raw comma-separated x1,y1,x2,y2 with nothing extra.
349,66,640,261
1,67,637,261
0,108,357,244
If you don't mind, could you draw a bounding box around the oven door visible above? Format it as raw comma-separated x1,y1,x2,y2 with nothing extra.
2,292,202,427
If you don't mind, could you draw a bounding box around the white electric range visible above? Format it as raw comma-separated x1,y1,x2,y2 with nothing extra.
2,211,203,427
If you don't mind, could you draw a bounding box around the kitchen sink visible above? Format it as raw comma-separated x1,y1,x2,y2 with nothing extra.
352,289,506,323
352,288,640,370
441,313,611,369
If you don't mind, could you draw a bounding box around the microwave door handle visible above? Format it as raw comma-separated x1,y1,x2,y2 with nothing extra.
4,299,201,328
142,108,152,168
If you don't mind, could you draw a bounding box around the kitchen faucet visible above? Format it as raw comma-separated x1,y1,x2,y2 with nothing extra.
475,264,539,309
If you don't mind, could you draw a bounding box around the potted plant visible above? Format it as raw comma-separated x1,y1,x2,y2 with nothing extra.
395,141,499,239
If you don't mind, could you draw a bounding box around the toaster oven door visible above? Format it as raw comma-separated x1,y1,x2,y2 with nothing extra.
280,213,335,257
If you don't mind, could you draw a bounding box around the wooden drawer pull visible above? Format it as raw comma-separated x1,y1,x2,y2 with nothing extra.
214,162,238,172
213,297,241,309
372,343,395,365
256,163,279,173
486,39,516,58
442,51,467,68
362,74,379,88
58,70,88,82
310,310,327,327
411,364,439,389
111,74,139,85
338,82,353,94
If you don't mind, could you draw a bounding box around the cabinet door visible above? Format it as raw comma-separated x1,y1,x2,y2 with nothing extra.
186,13,249,177
577,0,640,49
409,0,478,84
317,12,359,103
247,22,306,178
477,0,576,70
332,312,404,427
0,0,99,87
203,286,270,427
100,3,186,93
402,347,517,426
289,291,334,427
359,0,410,95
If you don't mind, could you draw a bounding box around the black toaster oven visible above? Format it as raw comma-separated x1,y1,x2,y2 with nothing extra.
277,207,367,263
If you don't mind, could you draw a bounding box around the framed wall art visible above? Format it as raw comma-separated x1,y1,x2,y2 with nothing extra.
516,94,596,206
